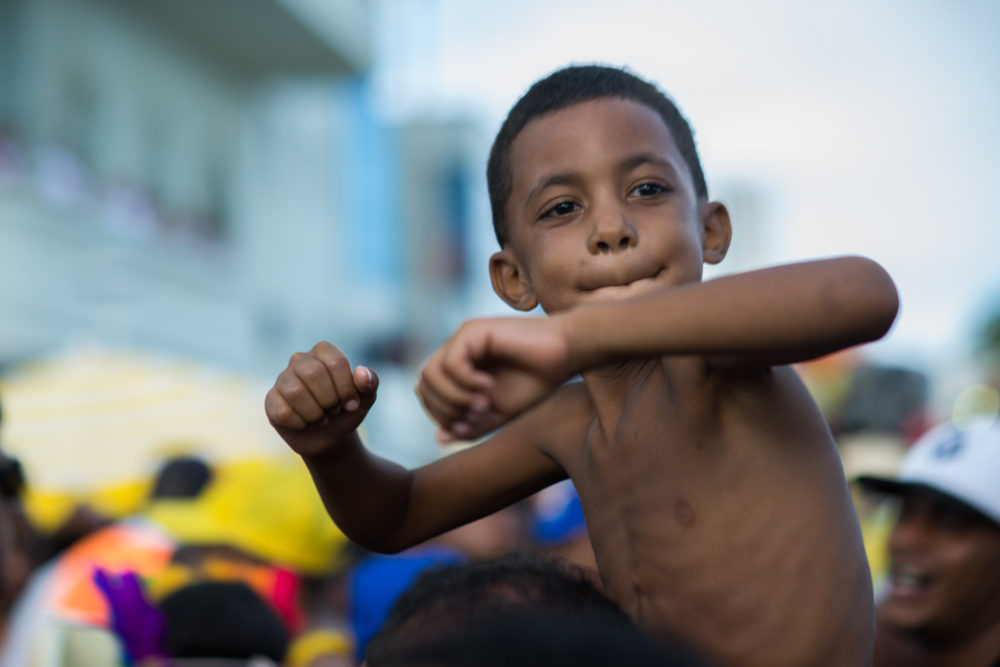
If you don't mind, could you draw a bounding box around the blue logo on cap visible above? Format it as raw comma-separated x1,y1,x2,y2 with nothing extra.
931,430,964,459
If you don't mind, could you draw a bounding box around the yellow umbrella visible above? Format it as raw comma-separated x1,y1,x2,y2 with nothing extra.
0,344,290,530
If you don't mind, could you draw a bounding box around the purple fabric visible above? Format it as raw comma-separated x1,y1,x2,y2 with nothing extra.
92,568,168,664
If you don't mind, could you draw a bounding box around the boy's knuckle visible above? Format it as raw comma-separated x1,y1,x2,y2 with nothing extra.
282,383,309,403
327,355,349,373
264,392,278,416
275,375,295,394
300,360,327,383
270,403,295,425
289,351,310,366
312,341,336,354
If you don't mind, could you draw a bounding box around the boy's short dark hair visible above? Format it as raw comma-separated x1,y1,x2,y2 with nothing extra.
365,553,631,665
487,64,709,247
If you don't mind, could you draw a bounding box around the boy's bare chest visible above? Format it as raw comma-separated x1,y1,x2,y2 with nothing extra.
555,369,873,666
563,379,742,580
572,374,727,491
561,362,829,498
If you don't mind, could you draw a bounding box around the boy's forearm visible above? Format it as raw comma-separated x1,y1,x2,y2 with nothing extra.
300,432,415,553
561,256,899,369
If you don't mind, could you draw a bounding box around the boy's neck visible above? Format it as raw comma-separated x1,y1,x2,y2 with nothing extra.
581,357,668,440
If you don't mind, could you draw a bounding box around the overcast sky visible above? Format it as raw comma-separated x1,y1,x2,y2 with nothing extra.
372,0,1000,385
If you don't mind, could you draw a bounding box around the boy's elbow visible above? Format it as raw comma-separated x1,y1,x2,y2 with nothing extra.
346,531,410,555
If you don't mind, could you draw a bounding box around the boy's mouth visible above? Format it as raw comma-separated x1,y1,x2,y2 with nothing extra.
579,267,663,292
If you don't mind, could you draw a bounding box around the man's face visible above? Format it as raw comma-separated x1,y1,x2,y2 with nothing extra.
879,488,1000,643
499,98,715,314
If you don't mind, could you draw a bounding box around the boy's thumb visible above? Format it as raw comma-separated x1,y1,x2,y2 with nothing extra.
353,365,379,397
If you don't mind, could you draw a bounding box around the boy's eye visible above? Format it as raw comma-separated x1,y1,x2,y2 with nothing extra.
541,201,579,218
631,182,667,197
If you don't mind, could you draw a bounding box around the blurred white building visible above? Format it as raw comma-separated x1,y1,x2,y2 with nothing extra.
0,0,483,387
0,0,488,386
0,0,356,372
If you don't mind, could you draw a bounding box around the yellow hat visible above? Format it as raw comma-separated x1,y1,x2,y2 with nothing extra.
286,628,354,667
147,457,348,575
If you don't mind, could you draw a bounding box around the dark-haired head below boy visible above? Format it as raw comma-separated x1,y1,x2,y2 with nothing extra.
376,611,707,667
364,553,705,667
159,580,289,661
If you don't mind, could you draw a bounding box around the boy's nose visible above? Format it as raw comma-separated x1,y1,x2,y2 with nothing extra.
588,211,636,254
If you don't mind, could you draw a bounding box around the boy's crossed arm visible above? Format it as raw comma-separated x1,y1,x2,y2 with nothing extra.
418,255,899,442
265,255,897,551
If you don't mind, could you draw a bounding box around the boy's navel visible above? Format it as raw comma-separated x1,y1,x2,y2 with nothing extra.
674,498,697,528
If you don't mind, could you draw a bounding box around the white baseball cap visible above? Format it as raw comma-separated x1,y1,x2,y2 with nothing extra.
856,417,1000,527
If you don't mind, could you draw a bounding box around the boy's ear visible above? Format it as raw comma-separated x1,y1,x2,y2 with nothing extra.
489,249,539,311
700,202,732,265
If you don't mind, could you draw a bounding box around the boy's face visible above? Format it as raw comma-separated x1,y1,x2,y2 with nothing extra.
490,98,729,314
879,488,1000,643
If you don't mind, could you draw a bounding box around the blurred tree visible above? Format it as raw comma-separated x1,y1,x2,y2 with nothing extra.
972,303,1000,397
976,305,1000,364
835,365,929,437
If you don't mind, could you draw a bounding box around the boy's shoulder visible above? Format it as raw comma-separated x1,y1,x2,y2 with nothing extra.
652,356,820,426
497,379,595,458
535,379,595,430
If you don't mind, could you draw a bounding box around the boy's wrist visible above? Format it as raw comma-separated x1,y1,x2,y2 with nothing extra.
300,431,364,468
557,307,601,373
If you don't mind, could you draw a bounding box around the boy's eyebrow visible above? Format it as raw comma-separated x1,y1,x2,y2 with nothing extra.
616,152,677,175
522,172,583,211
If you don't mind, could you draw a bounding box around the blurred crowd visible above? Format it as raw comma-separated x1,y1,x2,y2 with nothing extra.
0,382,627,666
1,349,999,666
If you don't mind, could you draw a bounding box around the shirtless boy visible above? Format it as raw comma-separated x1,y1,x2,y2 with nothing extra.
265,65,899,666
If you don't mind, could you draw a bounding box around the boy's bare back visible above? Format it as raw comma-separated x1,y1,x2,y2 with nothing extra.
265,66,896,666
